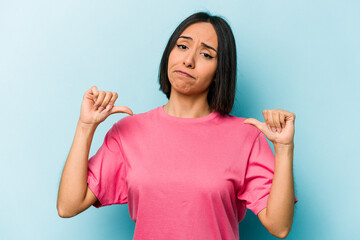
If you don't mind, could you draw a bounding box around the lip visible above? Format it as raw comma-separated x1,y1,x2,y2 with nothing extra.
175,70,195,79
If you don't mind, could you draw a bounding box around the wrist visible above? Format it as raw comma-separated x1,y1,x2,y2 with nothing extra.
77,120,99,131
274,142,294,151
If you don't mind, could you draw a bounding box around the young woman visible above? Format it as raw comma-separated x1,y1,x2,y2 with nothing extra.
57,12,298,239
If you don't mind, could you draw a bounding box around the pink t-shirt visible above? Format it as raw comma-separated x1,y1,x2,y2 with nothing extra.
87,105,298,239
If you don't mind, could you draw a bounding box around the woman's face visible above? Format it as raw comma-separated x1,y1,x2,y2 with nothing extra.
167,22,218,96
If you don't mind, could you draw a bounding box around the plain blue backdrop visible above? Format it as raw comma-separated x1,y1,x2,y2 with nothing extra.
1,0,359,239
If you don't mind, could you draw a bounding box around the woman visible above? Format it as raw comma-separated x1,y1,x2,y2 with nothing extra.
57,12,298,239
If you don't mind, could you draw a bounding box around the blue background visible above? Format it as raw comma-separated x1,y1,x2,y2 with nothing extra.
1,0,359,239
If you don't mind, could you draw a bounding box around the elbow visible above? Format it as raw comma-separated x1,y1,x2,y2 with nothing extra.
265,215,293,239
276,231,289,239
57,206,72,218
261,208,294,239
57,207,67,218
271,227,291,239
57,203,77,218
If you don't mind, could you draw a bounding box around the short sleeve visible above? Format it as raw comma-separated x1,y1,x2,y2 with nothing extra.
237,132,298,215
87,123,128,208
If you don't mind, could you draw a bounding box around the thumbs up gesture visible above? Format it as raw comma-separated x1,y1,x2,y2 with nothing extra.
79,86,133,126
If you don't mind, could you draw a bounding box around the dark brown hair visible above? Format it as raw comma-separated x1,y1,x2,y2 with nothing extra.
158,12,237,116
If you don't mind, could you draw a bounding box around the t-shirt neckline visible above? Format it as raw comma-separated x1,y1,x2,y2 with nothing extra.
159,105,217,123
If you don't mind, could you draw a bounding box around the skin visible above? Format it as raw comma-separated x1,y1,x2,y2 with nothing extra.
58,21,296,239
163,22,218,118
164,22,297,238
244,110,296,239
57,86,133,218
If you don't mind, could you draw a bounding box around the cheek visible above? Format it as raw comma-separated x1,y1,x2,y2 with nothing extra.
167,52,176,74
202,62,217,80
168,48,180,64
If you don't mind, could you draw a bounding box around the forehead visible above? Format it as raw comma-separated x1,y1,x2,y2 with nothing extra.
179,22,218,47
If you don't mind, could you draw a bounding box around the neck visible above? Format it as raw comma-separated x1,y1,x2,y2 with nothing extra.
163,90,212,118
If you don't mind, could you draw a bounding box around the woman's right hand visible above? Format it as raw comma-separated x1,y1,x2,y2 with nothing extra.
78,86,133,126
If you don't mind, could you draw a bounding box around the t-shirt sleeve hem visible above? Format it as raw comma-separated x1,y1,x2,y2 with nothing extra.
252,194,299,216
87,174,108,208
87,176,123,208
252,195,269,216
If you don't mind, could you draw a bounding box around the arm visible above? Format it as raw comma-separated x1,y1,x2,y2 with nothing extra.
243,109,297,239
57,86,133,218
257,143,295,239
57,121,99,218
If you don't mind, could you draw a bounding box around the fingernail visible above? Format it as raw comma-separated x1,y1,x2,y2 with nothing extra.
267,124,271,129
106,104,112,109
277,127,280,132
98,106,104,111
271,127,276,132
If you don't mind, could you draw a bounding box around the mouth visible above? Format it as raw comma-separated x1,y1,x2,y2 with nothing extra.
175,70,195,79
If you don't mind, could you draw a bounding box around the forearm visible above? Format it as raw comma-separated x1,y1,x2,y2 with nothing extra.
265,143,295,237
57,121,98,215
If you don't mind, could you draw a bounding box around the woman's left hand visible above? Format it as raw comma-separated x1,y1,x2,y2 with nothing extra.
243,109,295,147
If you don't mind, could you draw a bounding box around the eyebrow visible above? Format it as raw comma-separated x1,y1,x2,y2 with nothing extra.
178,35,217,53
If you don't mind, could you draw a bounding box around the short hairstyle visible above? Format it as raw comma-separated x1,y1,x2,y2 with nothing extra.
158,12,237,116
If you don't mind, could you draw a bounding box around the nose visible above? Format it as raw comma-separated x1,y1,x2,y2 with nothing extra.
183,50,195,69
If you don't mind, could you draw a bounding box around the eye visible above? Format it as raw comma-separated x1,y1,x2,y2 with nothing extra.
202,53,214,59
177,44,187,50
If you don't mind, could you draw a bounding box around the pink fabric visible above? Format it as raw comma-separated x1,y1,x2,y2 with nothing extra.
87,105,298,239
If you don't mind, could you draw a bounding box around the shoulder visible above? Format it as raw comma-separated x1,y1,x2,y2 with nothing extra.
114,107,157,130
218,113,261,138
